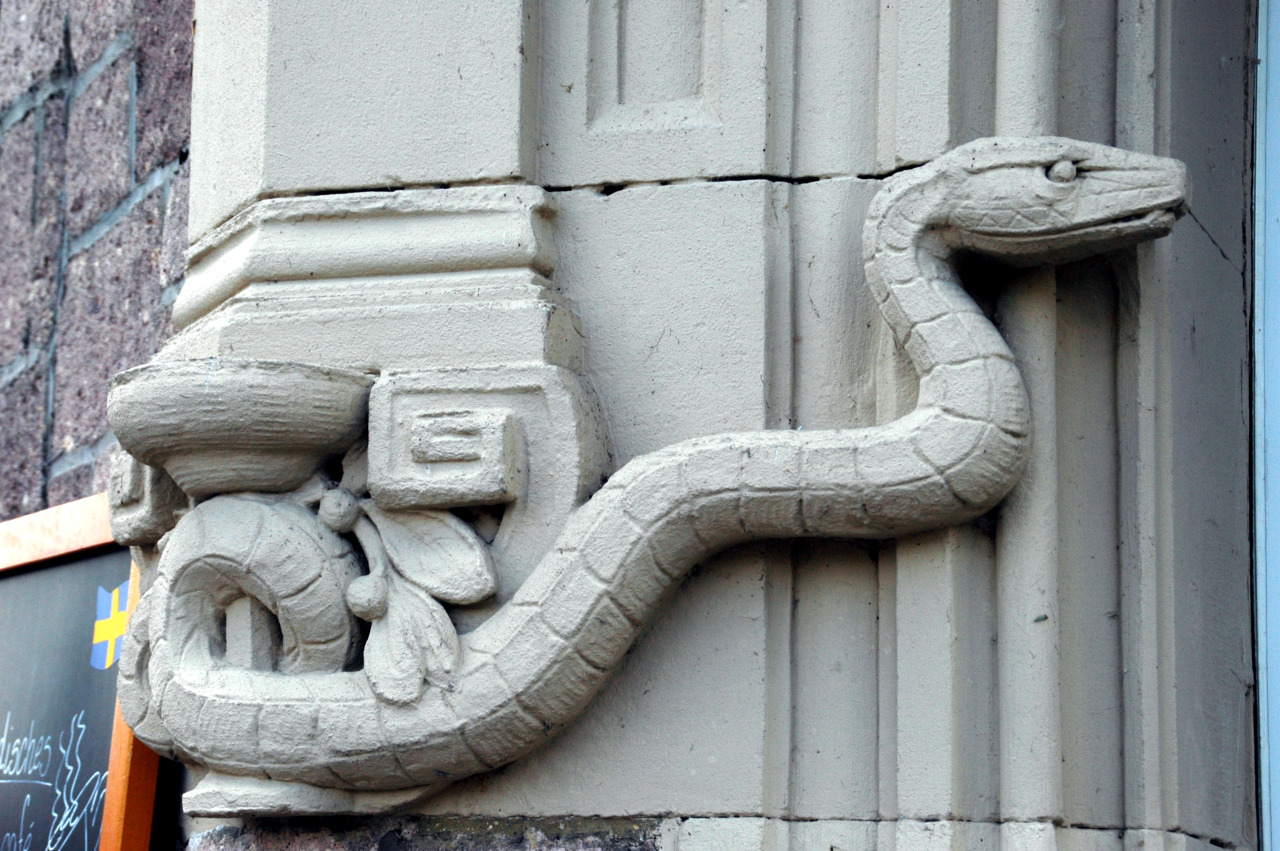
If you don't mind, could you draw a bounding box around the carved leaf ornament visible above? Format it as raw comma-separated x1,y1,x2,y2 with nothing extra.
309,442,498,704
363,506,496,606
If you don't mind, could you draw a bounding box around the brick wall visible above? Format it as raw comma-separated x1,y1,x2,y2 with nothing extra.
0,0,192,521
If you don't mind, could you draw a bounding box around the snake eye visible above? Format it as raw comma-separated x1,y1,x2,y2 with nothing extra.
1047,160,1077,183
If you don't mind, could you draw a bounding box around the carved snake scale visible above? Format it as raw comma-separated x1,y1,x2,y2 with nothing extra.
115,138,1187,805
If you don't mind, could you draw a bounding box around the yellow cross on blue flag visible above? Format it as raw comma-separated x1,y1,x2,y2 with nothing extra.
91,579,130,670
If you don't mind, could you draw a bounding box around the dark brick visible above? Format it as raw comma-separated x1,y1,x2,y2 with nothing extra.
0,96,65,369
0,98,67,522
189,817,663,851
45,461,90,507
0,0,69,107
134,0,190,180
69,0,133,71
32,94,68,296
94,445,117,490
0,364,47,521
45,445,112,507
66,56,131,236
0,114,41,365
54,190,167,456
157,158,187,287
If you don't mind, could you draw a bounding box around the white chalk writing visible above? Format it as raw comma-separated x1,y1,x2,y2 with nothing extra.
0,713,108,851
0,716,53,782
0,796,33,851
45,712,106,851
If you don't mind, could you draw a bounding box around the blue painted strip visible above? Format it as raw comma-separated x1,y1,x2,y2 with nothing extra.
1258,0,1279,845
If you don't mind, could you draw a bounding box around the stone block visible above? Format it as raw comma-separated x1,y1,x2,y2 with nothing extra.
687,492,743,548
189,0,536,241
0,0,68,107
0,365,46,521
681,441,744,497
46,463,91,508
443,662,511,723
741,441,802,491
553,181,783,465
69,0,132,69
942,426,1024,507
66,57,131,236
134,0,192,179
158,159,188,286
506,548,568,607
422,549,770,817
395,732,488,785
913,413,987,473
32,95,67,281
377,689,458,751
672,818,766,851
319,700,383,758
328,752,414,791
0,100,64,367
54,191,166,455
0,113,42,365
743,490,803,538
918,360,995,424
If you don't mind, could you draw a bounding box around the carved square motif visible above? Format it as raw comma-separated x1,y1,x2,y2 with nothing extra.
108,452,187,546
370,397,520,510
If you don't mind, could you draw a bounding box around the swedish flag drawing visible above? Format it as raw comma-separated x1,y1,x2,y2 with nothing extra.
91,579,130,670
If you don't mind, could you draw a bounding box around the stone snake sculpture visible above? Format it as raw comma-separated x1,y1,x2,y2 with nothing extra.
113,137,1187,810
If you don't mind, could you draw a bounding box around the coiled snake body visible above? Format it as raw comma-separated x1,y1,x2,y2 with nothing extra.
117,137,1188,805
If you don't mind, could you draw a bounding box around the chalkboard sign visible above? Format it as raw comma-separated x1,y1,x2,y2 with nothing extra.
0,546,130,851
0,495,160,851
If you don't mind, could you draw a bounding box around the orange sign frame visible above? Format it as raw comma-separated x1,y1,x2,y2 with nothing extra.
0,493,159,851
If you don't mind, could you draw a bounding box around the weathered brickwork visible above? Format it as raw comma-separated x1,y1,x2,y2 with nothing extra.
0,0,191,520
189,817,665,851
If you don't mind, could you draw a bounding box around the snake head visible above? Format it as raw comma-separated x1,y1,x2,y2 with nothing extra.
939,137,1188,266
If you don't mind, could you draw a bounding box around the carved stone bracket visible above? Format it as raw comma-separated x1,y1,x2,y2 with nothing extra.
107,138,1187,816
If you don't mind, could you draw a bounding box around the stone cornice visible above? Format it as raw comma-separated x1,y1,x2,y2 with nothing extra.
176,185,554,327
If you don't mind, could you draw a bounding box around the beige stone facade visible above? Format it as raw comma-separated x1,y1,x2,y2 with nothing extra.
0,1,1258,850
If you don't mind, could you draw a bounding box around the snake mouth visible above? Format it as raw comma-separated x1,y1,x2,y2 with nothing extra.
954,205,1184,266
990,204,1180,239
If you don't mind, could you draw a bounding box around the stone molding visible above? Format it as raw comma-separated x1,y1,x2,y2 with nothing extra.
175,186,554,327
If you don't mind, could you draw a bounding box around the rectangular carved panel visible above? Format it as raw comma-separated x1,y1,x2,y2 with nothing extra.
369,396,520,510
586,0,718,131
539,0,776,184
